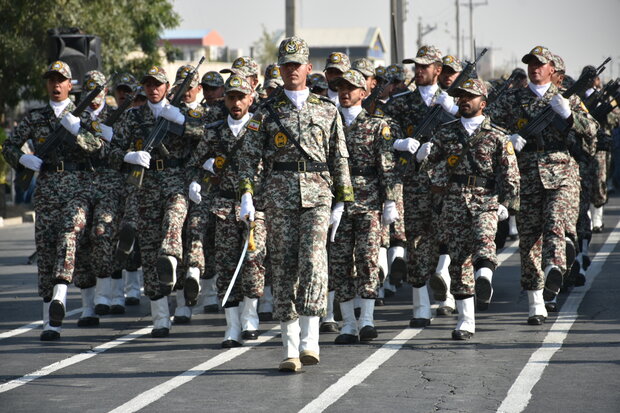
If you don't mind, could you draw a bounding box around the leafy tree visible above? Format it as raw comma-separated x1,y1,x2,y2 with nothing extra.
0,0,179,120
251,25,280,68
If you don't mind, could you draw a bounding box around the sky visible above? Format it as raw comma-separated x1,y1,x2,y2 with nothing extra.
171,0,620,79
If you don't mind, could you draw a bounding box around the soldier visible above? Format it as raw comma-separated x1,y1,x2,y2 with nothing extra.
263,64,283,98
237,36,354,372
352,58,378,96
438,55,463,90
201,71,225,107
186,74,267,346
113,73,137,113
329,70,399,344
386,64,407,95
2,61,103,340
112,65,201,337
308,73,328,97
488,46,598,324
221,56,261,112
324,52,351,105
424,78,519,339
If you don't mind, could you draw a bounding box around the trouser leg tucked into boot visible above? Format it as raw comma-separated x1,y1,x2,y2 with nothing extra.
77,286,99,327
241,296,259,340
452,297,475,340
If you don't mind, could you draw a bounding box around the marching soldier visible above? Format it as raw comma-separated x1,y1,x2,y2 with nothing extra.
187,74,267,347
201,71,225,107
308,73,329,97
2,61,103,340
237,36,354,371
324,52,351,106
329,70,399,344
423,78,520,339
263,64,283,98
438,55,463,90
220,56,261,112
488,46,598,325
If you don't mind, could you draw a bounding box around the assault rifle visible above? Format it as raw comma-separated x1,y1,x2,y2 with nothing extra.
586,78,620,124
362,77,388,113
517,57,611,147
487,70,522,107
126,56,205,188
14,76,112,191
398,48,487,171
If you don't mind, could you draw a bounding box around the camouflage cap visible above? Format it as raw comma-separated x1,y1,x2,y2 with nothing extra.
83,70,106,91
386,64,405,83
221,56,259,77
403,45,443,65
278,36,310,65
224,74,252,95
173,65,199,88
265,77,284,89
115,73,137,91
264,64,282,81
308,73,328,90
334,69,367,91
551,54,566,73
201,71,224,87
442,55,463,72
449,77,488,98
141,66,168,84
522,45,553,65
374,66,390,82
135,85,147,98
43,60,72,79
352,58,375,77
324,52,351,73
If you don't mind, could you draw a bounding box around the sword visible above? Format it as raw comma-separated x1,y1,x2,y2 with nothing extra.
221,219,256,306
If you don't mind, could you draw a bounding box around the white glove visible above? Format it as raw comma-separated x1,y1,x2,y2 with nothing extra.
19,154,43,172
550,94,571,119
202,158,215,174
497,204,509,221
99,124,114,142
240,192,255,222
329,202,345,242
435,91,458,115
381,200,399,226
60,113,81,136
160,104,185,125
509,134,527,152
123,151,151,168
189,181,202,204
393,138,421,154
416,142,433,162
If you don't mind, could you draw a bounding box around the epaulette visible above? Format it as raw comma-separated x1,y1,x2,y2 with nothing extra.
205,119,225,130
316,95,336,106
490,122,509,134
391,90,413,99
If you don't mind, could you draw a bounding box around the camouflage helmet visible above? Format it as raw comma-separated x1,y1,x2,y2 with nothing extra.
442,55,463,72
403,45,443,65
334,69,367,91
221,56,259,77
278,36,310,65
324,52,351,73
224,74,253,95
521,45,553,65
43,60,72,79
201,71,224,87
352,58,376,77
174,65,199,88
448,78,488,98
115,73,137,91
141,66,168,84
308,73,328,90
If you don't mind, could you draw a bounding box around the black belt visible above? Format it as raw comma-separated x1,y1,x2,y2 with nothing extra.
349,166,378,176
41,161,92,173
272,161,328,173
450,174,495,189
148,158,185,171
521,142,568,153
218,189,238,200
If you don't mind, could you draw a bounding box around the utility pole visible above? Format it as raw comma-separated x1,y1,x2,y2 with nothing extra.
461,0,487,59
417,17,437,50
455,0,460,58
390,0,406,64
285,0,299,37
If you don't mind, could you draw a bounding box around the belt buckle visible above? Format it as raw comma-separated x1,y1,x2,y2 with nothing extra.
156,159,164,171
467,175,476,187
297,160,307,173
56,161,64,172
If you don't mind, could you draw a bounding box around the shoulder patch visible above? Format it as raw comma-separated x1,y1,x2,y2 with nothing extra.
247,118,261,131
274,100,288,108
372,108,385,117
307,95,322,104
188,109,202,119
505,140,515,155
381,125,392,141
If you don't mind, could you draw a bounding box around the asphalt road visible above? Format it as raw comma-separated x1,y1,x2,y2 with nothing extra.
1,196,619,413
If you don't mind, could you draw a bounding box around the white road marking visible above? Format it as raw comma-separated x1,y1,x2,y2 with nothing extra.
498,219,620,413
0,308,82,340
0,326,152,394
107,326,281,413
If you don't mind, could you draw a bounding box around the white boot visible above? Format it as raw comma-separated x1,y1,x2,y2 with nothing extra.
184,267,201,306
527,289,548,324
590,204,604,231
279,319,302,371
49,283,67,327
359,298,378,341
94,277,112,311
453,297,475,339
335,299,358,343
387,245,406,284
431,254,453,313
123,270,141,305
173,289,192,323
150,296,171,337
40,301,61,340
110,278,125,307
474,267,494,310
508,215,518,238
320,291,338,332
258,285,273,314
203,276,219,312
411,286,431,327
378,247,389,282
299,315,320,365
222,306,242,346
241,296,260,338
77,287,99,326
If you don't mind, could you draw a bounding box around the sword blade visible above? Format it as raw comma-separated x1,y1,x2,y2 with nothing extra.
221,228,250,307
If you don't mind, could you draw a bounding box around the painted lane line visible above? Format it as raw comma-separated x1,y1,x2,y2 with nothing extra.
498,219,620,413
0,308,82,340
0,326,152,394
108,326,281,413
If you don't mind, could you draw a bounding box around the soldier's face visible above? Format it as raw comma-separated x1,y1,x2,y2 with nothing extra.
203,85,224,104
46,73,72,102
324,68,344,86
338,84,366,108
551,72,565,88
528,61,555,85
224,91,253,120
457,93,486,118
143,78,168,103
115,86,132,106
365,76,377,94
183,84,202,104
280,62,312,91
439,68,459,88
414,63,441,86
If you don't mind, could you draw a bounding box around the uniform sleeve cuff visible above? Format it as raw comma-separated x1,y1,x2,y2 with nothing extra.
335,186,355,202
238,178,254,196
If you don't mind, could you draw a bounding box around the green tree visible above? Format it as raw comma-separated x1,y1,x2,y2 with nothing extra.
251,25,279,68
0,0,179,119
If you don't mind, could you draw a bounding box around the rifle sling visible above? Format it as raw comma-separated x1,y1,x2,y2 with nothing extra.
265,102,316,162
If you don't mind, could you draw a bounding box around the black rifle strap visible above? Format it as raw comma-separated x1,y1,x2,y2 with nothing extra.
214,123,246,171
265,102,317,161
